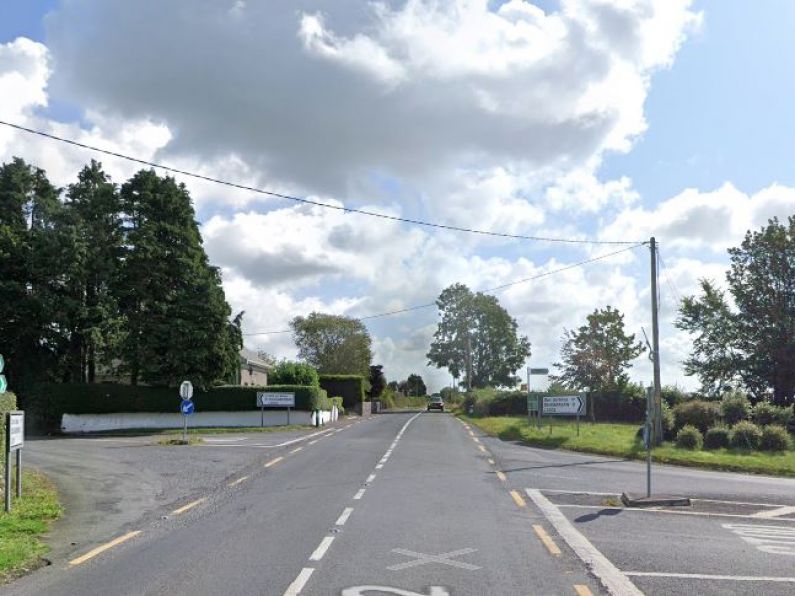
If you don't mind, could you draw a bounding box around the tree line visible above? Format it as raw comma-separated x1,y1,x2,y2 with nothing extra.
0,157,242,391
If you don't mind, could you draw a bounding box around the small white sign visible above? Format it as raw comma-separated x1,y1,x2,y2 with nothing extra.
257,392,295,408
179,380,194,400
542,394,586,416
7,411,23,451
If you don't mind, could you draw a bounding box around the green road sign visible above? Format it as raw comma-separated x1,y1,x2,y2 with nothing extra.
0,354,4,374
0,375,6,394
527,395,539,412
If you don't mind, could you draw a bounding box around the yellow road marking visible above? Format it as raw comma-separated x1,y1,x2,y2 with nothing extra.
496,471,507,482
533,524,562,556
510,490,526,508
473,437,481,444
488,458,496,465
170,497,207,516
478,445,487,453
289,446,303,454
264,456,284,468
69,531,142,566
574,585,593,596
227,475,249,487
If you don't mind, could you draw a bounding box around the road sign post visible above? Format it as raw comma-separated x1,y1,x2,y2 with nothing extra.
5,411,24,513
178,381,194,443
256,392,296,427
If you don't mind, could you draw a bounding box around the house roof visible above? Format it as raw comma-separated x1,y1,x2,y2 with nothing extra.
240,348,271,370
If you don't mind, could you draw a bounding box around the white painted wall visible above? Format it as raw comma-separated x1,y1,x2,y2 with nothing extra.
61,407,338,433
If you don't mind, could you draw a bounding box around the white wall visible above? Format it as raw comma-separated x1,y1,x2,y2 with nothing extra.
61,407,338,433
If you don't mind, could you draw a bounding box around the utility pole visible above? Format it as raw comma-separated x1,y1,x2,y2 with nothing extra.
466,335,472,392
650,237,663,445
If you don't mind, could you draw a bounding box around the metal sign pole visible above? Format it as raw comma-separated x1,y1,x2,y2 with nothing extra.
4,446,10,513
287,407,291,425
15,449,21,498
260,405,264,428
183,414,187,443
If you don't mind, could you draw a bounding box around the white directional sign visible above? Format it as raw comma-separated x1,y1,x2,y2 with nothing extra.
257,392,295,408
542,394,586,416
179,380,193,400
7,411,24,450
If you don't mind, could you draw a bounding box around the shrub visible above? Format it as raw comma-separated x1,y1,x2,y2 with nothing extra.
720,391,751,425
472,398,492,417
729,420,763,449
661,402,675,440
676,425,703,450
1,392,17,449
269,361,319,387
673,400,721,433
661,385,687,408
319,375,366,411
753,402,793,427
488,391,528,416
704,425,730,449
759,425,792,452
330,396,345,414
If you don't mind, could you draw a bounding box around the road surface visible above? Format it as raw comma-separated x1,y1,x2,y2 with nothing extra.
7,413,795,595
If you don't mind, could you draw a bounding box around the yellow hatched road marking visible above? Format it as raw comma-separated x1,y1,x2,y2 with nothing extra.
533,524,562,556
265,456,284,468
170,497,207,516
574,585,593,596
510,490,526,508
69,531,142,566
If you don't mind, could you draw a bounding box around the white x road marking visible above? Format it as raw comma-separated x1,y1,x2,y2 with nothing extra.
387,548,480,571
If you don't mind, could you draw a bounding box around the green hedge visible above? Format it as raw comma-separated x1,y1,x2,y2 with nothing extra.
37,383,329,419
1,392,18,457
319,375,365,410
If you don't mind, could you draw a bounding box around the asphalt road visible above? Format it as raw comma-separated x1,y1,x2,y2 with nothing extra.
8,413,795,595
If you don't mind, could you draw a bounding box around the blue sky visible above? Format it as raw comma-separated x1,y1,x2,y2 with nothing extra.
2,1,795,390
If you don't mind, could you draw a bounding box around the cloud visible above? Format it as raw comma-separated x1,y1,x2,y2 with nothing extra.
42,0,701,199
602,182,795,252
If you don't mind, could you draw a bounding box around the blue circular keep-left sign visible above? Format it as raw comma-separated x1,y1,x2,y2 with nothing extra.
180,399,195,415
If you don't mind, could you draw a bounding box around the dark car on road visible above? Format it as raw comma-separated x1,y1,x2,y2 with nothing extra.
427,395,444,412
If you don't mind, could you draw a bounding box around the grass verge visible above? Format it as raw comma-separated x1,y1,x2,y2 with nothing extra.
156,437,204,446
463,415,795,478
0,470,62,582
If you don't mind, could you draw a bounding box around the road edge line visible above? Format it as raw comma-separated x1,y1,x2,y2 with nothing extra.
69,531,142,566
525,489,642,596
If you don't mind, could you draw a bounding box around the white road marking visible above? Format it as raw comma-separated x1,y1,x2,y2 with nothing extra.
375,464,384,469
336,507,354,526
354,488,366,500
754,506,795,519
723,523,795,555
309,536,335,561
342,586,450,596
624,571,795,582
525,489,642,596
202,428,334,449
366,474,376,483
556,503,795,522
204,437,246,442
283,567,314,596
290,447,304,454
387,548,480,571
227,475,249,487
308,440,319,445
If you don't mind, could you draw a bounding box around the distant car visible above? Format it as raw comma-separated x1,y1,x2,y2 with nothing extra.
427,396,444,412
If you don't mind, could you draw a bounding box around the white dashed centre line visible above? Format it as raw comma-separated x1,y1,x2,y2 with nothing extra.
353,488,366,500
366,474,376,483
283,567,314,596
309,536,335,561
336,507,354,526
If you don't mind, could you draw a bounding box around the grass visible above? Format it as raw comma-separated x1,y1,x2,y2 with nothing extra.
0,471,62,582
464,415,795,478
156,436,204,446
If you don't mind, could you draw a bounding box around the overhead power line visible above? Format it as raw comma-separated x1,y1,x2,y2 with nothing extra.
0,119,643,246
244,243,644,336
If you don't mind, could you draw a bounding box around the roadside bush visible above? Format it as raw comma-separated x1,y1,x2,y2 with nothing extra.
319,375,366,411
1,392,17,457
330,397,345,415
720,390,751,425
661,385,687,408
488,391,527,416
759,425,792,452
269,361,319,387
704,425,731,449
673,400,721,433
753,402,793,427
472,398,492,417
676,425,703,450
729,420,763,450
661,402,676,440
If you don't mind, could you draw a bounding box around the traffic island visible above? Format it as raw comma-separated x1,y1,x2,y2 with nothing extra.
621,492,691,507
